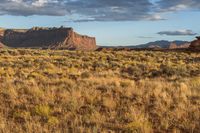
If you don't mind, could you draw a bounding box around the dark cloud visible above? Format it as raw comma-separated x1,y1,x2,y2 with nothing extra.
0,0,199,22
0,0,68,16
0,0,163,21
157,30,197,36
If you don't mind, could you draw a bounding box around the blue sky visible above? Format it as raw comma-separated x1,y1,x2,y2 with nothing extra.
0,0,199,46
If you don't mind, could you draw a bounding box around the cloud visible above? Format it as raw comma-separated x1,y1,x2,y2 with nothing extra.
0,0,199,22
138,36,154,39
145,14,166,21
32,0,50,7
157,30,197,36
157,0,200,12
65,0,156,21
0,0,67,16
0,0,159,21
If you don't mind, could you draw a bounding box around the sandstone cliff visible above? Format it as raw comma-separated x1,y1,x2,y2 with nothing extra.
1,27,96,50
190,36,200,50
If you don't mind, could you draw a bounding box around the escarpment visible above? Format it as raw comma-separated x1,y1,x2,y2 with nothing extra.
1,27,96,50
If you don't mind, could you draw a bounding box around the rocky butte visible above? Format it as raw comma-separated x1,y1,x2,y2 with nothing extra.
190,36,200,51
0,27,97,50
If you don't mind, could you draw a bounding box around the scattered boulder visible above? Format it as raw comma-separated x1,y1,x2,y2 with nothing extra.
190,36,200,50
1,27,97,50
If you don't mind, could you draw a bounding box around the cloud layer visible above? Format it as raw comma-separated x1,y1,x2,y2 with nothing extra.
0,0,199,22
157,30,197,36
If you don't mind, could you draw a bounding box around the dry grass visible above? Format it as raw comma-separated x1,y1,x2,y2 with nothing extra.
0,49,200,133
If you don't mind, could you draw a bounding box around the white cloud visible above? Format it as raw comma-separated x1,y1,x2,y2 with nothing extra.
158,29,197,36
32,0,48,7
157,0,200,12
9,0,23,3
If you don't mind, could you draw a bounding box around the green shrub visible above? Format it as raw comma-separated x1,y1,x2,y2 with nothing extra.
81,71,91,78
34,105,51,118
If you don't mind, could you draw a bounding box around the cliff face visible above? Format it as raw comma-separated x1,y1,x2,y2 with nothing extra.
0,28,5,41
0,28,5,48
1,27,96,50
190,37,200,50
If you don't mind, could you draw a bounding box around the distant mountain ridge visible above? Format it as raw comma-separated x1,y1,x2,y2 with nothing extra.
99,40,190,49
127,40,190,49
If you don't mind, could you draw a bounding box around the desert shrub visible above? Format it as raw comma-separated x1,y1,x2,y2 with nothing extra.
189,77,200,91
34,105,51,118
102,97,116,110
81,71,91,78
160,64,177,76
160,64,188,77
150,69,162,77
48,116,59,125
121,66,143,78
81,57,90,62
175,65,188,76
120,80,134,88
13,111,31,123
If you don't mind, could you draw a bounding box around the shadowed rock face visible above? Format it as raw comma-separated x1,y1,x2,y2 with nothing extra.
0,28,5,48
190,36,200,50
1,27,96,50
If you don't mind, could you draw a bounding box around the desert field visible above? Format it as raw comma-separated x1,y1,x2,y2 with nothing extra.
0,49,200,133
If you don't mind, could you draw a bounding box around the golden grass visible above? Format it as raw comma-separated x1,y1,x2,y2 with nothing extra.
0,49,199,133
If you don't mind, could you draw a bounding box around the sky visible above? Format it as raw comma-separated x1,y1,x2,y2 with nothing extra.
0,0,200,46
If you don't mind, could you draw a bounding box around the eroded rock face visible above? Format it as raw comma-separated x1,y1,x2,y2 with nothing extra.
1,27,96,50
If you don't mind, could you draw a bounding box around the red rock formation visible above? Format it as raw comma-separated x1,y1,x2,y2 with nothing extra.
169,43,177,49
2,27,96,50
190,36,200,50
0,28,5,48
169,43,190,49
177,43,190,49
